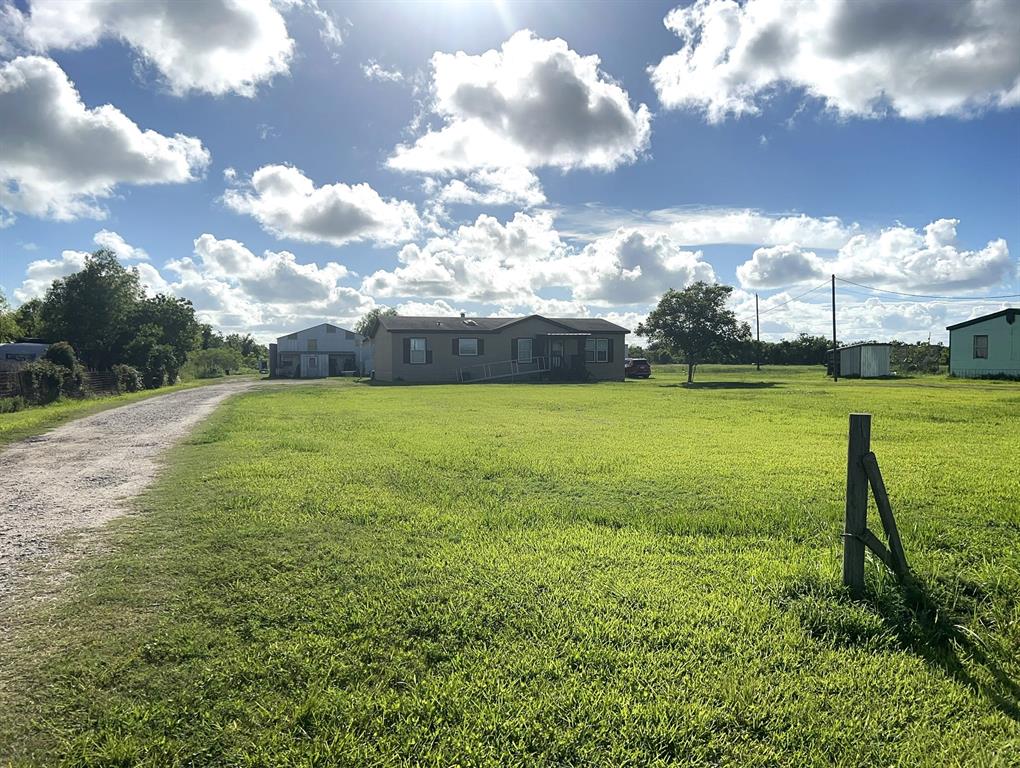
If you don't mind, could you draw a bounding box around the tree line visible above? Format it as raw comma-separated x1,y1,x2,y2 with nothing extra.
0,250,267,398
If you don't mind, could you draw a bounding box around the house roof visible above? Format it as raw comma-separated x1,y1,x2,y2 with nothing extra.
836,342,892,351
375,314,630,334
946,308,1018,331
276,322,356,342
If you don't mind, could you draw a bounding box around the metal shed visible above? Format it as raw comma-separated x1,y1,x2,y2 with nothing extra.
837,342,891,378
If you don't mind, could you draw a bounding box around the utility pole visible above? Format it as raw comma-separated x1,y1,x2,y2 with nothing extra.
831,274,838,382
755,292,761,371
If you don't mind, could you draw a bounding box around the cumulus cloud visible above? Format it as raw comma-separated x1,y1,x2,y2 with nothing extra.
223,165,421,247
736,219,1012,292
363,212,714,307
6,0,294,97
736,244,825,288
14,250,87,301
388,30,651,173
436,167,546,208
0,56,209,221
93,229,148,261
650,0,1020,121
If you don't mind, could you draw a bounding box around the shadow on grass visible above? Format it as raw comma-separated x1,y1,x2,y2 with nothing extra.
780,573,1020,724
659,382,779,390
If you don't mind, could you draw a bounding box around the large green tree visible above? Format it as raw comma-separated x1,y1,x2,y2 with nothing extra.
12,298,43,338
127,295,201,384
40,250,142,370
0,289,22,342
637,282,750,383
355,306,397,336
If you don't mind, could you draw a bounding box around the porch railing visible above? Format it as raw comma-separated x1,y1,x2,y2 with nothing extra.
457,356,550,383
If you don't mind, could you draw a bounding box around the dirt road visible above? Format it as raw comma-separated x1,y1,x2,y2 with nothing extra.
0,379,260,600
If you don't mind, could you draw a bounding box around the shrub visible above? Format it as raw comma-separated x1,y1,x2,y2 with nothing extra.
113,364,144,393
20,360,66,404
142,345,178,388
0,395,26,413
60,363,87,398
44,341,78,369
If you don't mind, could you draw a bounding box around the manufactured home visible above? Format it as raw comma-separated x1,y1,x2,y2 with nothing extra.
0,341,48,372
268,323,371,379
947,308,1019,378
367,314,629,383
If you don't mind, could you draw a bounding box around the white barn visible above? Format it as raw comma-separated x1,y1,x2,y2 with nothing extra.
269,323,371,379
837,342,891,378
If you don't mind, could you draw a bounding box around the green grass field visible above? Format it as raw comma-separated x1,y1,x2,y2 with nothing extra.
2,366,1018,766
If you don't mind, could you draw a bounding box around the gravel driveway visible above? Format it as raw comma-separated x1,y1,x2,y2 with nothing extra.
0,379,260,600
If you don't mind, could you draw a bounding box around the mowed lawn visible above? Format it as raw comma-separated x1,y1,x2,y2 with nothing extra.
2,366,1018,766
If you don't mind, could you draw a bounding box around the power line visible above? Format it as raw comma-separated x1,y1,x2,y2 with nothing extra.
833,277,1020,302
757,279,830,315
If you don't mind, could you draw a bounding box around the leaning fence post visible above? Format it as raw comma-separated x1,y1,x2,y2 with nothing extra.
843,413,871,597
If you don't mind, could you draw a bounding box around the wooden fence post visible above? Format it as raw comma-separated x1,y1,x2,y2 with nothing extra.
843,413,871,597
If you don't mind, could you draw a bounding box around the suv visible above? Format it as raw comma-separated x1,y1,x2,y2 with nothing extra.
624,357,652,378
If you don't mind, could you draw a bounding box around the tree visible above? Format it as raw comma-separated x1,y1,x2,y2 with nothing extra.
187,347,244,378
355,306,397,336
12,298,42,338
130,294,200,381
0,289,22,342
637,282,749,383
39,250,142,370
44,340,78,369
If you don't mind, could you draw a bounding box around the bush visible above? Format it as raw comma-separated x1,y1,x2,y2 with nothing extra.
0,395,26,413
60,363,87,398
20,360,66,404
142,345,178,388
44,341,78,369
113,364,144,393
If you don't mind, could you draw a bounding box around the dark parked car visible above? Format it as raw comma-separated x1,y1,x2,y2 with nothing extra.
624,357,652,378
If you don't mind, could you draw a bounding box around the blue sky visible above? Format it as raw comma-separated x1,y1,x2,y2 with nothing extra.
1,0,1018,342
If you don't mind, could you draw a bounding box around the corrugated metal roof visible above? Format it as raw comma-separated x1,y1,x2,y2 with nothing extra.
376,314,630,333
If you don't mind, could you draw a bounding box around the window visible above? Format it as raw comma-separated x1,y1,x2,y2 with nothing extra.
410,337,427,364
326,325,336,334
973,335,988,359
517,338,533,363
458,338,478,356
585,338,609,363
307,339,318,352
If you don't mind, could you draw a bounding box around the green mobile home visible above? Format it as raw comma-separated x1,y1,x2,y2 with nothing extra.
947,308,1019,378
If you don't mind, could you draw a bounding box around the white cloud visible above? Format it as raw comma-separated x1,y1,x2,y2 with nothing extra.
0,56,209,222
14,250,87,302
363,212,714,307
161,234,374,338
7,0,294,97
306,0,347,59
559,206,859,249
737,244,825,288
361,60,405,83
93,229,148,261
223,165,421,247
437,167,546,208
650,0,1020,121
388,30,651,173
736,219,1013,293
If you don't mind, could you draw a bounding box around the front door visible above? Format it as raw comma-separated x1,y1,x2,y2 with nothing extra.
551,340,564,368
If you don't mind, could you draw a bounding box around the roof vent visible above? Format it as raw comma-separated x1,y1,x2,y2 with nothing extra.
460,312,466,318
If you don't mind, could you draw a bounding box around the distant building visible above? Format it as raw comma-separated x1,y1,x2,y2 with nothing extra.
0,341,48,372
269,323,370,379
366,314,629,383
830,342,892,378
947,308,1019,378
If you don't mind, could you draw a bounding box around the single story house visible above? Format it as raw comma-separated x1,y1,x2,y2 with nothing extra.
269,323,371,379
0,341,48,372
947,308,1019,378
830,342,892,378
366,314,629,383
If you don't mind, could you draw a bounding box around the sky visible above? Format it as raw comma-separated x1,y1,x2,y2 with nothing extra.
0,0,1018,344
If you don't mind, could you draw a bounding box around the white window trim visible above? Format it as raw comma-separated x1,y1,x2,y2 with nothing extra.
410,337,427,364
517,338,533,363
458,338,478,356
